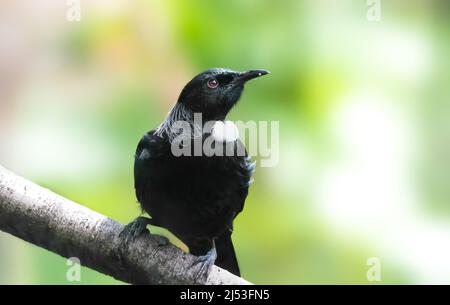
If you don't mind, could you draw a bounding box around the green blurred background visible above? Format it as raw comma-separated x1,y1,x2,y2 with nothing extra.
0,0,449,284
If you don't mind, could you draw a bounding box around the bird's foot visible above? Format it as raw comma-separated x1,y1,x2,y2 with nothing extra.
191,245,217,283
117,216,168,271
119,216,169,247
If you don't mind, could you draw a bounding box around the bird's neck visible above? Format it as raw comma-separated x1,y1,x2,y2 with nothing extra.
155,102,201,142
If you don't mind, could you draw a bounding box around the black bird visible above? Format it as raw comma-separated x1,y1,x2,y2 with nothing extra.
120,68,269,277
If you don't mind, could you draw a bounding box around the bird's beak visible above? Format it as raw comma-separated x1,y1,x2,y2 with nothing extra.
234,70,270,84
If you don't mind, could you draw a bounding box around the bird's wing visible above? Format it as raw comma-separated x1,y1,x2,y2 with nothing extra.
233,139,256,214
134,130,170,204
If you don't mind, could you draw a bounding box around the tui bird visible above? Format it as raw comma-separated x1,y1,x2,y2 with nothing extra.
120,68,269,278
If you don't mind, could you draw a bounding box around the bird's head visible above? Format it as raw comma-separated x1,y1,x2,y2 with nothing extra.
177,68,269,120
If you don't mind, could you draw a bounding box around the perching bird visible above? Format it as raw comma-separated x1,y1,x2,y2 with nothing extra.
120,68,269,277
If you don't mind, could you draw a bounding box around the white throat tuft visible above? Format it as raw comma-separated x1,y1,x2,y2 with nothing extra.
212,121,239,142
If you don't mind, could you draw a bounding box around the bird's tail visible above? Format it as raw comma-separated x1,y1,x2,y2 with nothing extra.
215,231,240,276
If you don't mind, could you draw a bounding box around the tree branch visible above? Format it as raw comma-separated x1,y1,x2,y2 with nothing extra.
0,165,250,285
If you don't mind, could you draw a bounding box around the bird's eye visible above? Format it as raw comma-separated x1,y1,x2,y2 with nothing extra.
207,79,219,89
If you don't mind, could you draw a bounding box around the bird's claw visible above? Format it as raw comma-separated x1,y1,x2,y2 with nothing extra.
119,216,151,244
119,216,168,249
117,216,169,271
191,246,217,283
